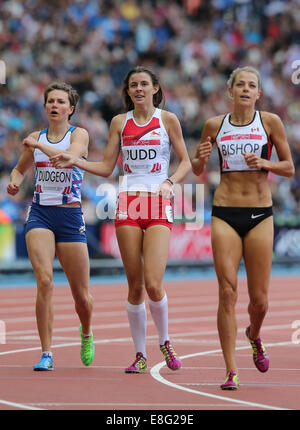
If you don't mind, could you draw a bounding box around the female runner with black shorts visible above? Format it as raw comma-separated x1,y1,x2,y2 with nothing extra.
192,66,294,389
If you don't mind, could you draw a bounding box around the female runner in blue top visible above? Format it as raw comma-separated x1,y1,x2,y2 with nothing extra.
7,82,95,371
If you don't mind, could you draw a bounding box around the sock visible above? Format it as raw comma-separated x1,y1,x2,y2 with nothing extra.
82,332,91,338
42,351,52,357
126,301,147,358
81,324,92,338
148,294,169,345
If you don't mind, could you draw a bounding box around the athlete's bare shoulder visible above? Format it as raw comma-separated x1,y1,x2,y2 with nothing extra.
260,111,283,135
71,126,89,138
110,113,127,131
29,131,41,140
161,109,180,132
161,109,176,121
202,115,226,141
206,114,225,128
70,127,89,158
260,111,281,124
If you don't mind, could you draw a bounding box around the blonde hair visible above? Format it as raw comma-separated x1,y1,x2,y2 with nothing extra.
227,66,261,89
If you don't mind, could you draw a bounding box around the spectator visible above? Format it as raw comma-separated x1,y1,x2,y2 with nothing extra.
1,0,299,233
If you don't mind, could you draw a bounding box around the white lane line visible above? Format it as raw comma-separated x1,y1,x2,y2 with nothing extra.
150,342,294,411
3,308,300,324
26,402,249,408
4,322,295,339
0,337,134,356
3,298,300,315
0,399,44,410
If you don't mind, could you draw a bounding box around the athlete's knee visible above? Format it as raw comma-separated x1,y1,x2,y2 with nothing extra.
128,283,144,304
145,279,163,301
219,278,238,308
36,272,54,297
73,289,93,311
249,295,268,315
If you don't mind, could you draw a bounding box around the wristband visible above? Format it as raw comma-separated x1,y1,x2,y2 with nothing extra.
165,178,174,186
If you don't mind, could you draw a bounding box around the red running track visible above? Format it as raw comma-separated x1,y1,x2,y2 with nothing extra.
0,275,299,411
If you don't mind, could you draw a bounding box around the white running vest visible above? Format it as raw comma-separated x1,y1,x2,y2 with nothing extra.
216,111,272,173
33,126,84,205
119,108,171,193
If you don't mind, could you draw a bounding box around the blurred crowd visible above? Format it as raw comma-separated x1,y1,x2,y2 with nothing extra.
0,0,300,227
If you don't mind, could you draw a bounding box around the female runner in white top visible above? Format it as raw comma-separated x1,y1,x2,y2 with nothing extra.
51,67,191,373
192,66,294,390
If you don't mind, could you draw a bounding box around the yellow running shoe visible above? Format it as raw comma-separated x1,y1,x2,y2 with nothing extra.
125,352,147,373
80,324,95,366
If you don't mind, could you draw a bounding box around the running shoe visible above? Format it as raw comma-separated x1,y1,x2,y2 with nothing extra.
245,326,269,372
33,352,54,371
125,352,147,373
160,340,182,370
80,324,95,366
220,371,239,390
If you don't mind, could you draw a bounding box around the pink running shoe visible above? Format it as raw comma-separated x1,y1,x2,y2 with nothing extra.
245,326,269,372
220,371,239,390
125,352,147,373
160,340,182,370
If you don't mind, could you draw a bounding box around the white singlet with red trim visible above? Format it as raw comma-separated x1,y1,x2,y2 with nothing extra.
216,111,272,173
119,108,170,193
33,126,84,205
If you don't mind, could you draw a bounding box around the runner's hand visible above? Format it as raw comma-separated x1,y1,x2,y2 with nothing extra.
7,182,20,196
50,153,77,168
158,180,174,199
195,136,212,164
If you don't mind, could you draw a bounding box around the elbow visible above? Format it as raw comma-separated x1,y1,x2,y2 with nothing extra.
288,165,295,178
102,167,113,178
182,159,192,180
286,161,295,178
186,159,192,174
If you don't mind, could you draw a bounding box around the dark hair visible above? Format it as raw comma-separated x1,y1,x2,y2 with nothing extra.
44,82,79,119
122,66,164,111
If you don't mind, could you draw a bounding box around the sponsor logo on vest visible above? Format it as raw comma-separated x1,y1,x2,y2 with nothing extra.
222,159,229,170
150,163,161,172
124,163,133,173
